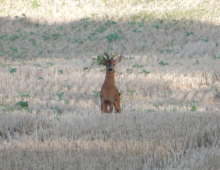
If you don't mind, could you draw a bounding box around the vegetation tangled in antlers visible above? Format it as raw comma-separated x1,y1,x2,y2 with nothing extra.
95,52,117,65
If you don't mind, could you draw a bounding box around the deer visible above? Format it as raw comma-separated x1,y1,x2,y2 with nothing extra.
100,53,122,113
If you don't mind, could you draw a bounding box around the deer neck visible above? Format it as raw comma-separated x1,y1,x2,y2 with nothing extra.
104,70,115,85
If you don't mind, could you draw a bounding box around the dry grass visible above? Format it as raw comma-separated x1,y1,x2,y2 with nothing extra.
1,0,220,169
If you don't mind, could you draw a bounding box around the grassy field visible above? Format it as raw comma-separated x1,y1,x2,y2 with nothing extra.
0,0,220,169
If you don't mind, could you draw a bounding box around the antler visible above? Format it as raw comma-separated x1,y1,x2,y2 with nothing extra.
104,52,111,60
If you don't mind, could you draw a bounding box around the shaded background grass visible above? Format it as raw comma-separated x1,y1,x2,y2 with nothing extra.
1,0,220,169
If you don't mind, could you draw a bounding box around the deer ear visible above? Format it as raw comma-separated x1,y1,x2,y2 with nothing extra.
114,55,123,64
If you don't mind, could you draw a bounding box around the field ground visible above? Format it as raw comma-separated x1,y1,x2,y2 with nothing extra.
1,0,220,169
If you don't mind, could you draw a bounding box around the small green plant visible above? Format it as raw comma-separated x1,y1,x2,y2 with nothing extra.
132,64,144,68
92,90,100,97
160,49,174,54
152,23,161,29
127,89,136,96
185,31,194,37
83,67,89,71
191,105,197,111
56,92,65,100
126,68,133,73
71,39,84,44
29,39,37,46
144,109,155,112
57,26,64,31
159,60,169,66
9,68,17,73
52,106,62,114
10,47,18,53
201,37,209,42
80,18,92,29
58,69,63,74
106,32,122,43
38,76,43,80
32,0,40,8
213,54,220,59
42,33,61,41
16,101,29,109
141,69,150,75
0,34,7,40
46,62,54,66
95,25,107,33
105,20,117,27
51,106,62,120
88,32,97,41
0,50,5,56
9,34,20,41
133,28,142,33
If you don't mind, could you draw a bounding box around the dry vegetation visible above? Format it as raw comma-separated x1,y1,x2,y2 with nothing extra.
0,0,220,169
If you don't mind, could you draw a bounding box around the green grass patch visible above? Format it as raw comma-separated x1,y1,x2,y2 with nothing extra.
106,32,122,43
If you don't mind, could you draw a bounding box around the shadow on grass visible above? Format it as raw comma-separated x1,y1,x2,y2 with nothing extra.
0,16,220,60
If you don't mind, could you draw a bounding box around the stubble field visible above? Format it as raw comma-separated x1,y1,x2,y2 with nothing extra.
1,0,220,169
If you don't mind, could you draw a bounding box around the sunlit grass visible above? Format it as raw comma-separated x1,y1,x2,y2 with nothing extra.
0,0,220,169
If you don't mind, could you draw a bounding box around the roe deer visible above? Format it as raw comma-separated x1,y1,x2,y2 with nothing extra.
100,53,122,113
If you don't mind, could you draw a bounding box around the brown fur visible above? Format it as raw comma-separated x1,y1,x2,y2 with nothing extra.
100,55,122,113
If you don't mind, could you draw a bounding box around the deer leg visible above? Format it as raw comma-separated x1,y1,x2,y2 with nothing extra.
103,102,108,113
102,101,113,113
114,94,121,113
108,103,113,113
101,95,105,113
101,101,105,113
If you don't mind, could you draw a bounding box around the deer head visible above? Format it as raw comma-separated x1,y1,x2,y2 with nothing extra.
103,53,122,72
